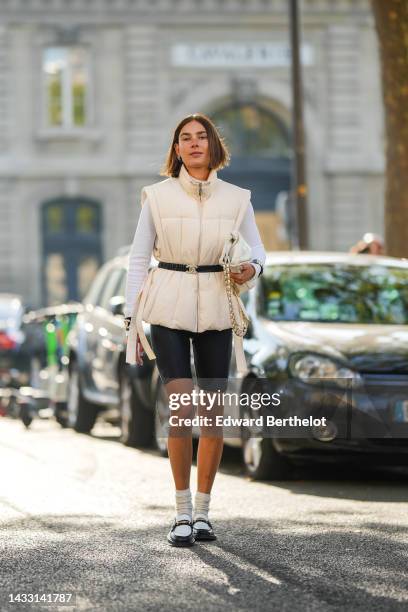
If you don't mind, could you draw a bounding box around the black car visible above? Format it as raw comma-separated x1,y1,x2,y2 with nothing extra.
234,252,408,479
66,252,162,447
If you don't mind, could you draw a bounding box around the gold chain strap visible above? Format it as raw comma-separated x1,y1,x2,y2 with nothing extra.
222,260,249,337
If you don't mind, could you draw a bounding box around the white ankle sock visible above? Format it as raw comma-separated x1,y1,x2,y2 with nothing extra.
194,491,211,529
174,488,193,537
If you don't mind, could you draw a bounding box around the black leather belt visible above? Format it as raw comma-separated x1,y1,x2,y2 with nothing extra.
158,261,223,274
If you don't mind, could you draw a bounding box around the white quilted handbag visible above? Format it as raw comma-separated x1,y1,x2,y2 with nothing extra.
219,230,252,337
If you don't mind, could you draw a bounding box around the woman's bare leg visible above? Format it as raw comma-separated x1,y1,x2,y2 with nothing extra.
196,391,224,494
164,378,194,490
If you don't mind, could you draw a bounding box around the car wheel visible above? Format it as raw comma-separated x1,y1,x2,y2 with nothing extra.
119,366,154,448
20,404,33,428
240,377,293,480
54,401,69,428
242,434,292,480
67,360,99,434
154,378,169,457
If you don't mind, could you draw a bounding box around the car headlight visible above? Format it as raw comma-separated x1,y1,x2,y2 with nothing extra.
289,354,362,387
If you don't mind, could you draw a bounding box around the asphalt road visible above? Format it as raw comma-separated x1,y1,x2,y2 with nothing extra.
1,416,408,612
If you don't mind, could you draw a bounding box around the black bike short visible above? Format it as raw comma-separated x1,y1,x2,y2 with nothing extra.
150,324,232,392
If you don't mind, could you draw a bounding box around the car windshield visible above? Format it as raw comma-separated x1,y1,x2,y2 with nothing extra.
261,263,408,325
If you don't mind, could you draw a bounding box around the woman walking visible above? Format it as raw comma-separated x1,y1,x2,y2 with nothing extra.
124,113,266,546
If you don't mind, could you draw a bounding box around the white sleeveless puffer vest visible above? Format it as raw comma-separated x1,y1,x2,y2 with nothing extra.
126,164,251,374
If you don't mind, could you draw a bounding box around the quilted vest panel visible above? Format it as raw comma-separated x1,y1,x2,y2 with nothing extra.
140,176,250,333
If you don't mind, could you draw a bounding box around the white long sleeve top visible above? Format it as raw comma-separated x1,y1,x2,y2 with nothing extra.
125,198,266,318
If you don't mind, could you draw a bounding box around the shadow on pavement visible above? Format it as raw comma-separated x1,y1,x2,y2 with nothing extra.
268,463,408,502
1,514,407,611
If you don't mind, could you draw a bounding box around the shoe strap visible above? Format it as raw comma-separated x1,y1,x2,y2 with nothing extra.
174,519,193,527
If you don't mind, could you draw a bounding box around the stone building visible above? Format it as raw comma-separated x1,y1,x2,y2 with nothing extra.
0,0,384,307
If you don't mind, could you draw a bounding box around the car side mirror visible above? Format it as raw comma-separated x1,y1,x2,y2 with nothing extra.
109,295,125,316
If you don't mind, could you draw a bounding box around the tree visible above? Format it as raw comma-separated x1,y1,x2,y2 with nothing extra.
371,0,408,257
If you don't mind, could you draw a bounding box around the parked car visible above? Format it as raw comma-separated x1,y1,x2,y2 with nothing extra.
233,251,408,479
0,293,33,388
66,251,161,448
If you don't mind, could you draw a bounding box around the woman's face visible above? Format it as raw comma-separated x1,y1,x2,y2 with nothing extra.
174,120,210,171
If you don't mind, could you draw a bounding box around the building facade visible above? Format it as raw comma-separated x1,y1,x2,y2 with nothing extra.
0,0,384,308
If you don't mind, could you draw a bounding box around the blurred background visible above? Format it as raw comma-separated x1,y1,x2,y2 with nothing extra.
0,0,388,309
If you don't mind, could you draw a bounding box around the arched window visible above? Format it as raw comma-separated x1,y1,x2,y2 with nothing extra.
212,104,290,159
41,198,103,306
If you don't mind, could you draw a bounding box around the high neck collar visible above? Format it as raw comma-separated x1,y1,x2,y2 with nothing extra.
177,163,218,202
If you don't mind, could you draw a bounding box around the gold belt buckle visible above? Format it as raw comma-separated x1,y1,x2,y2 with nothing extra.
186,264,198,274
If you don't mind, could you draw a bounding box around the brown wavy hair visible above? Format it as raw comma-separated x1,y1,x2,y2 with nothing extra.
161,113,230,177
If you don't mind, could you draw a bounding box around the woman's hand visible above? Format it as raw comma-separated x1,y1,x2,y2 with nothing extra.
229,262,256,285
125,318,145,366
135,334,145,366
126,332,145,366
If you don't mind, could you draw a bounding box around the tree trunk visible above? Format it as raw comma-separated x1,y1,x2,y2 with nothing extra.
371,0,408,257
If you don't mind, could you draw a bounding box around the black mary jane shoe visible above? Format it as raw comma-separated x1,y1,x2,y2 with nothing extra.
192,518,217,541
167,518,195,547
